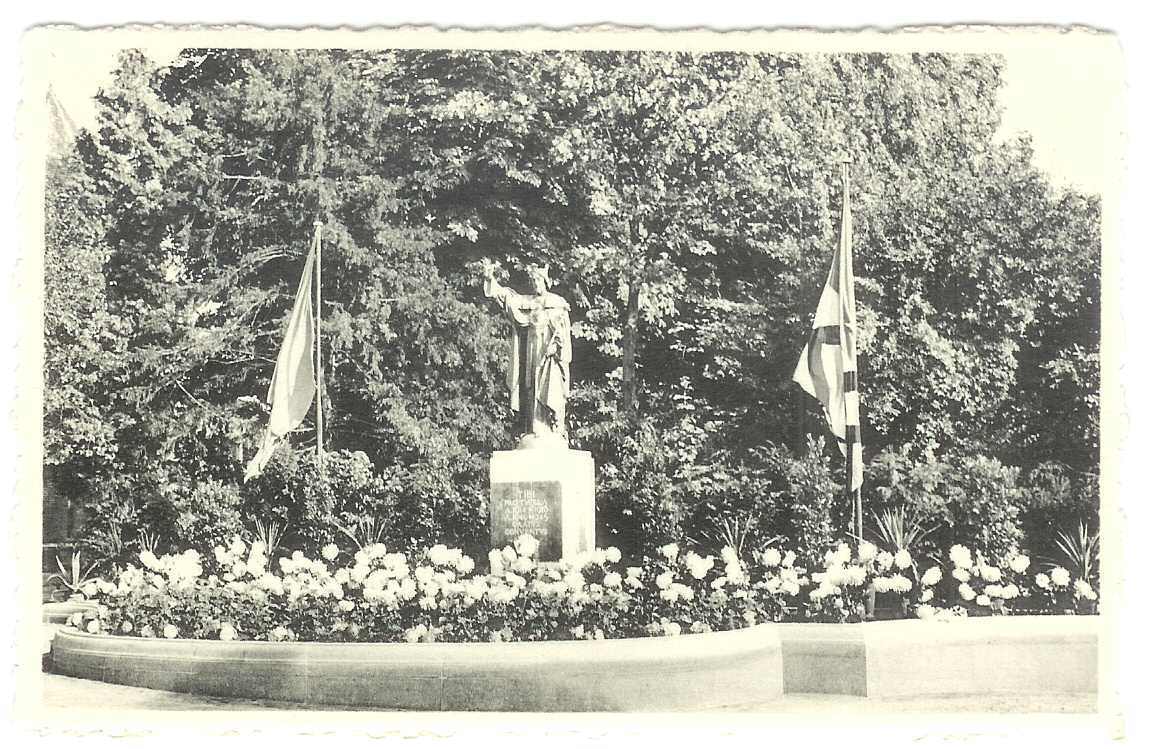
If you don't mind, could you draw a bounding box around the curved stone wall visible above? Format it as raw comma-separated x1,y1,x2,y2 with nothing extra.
50,616,1099,710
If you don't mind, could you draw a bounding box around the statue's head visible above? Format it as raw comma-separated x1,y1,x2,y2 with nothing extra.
524,264,551,294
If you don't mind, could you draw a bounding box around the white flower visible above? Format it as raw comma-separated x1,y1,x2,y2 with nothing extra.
1035,572,1051,589
952,568,971,583
457,555,475,575
219,624,237,641
833,543,852,565
85,619,100,634
656,542,679,560
875,550,894,571
1003,583,1021,599
890,575,913,593
782,550,797,567
1075,579,1098,601
979,565,1002,583
338,599,355,613
82,580,99,598
605,546,622,564
321,543,339,561
1010,554,1031,574
512,556,535,574
685,552,714,580
921,566,943,586
976,594,991,607
894,549,913,570
916,604,937,620
873,576,892,594
163,624,178,639
603,572,622,588
920,588,934,603
655,570,675,590
720,546,739,565
958,583,976,602
68,612,83,628
138,550,160,571
858,541,878,562
843,565,867,586
983,584,1004,599
514,534,540,558
761,548,783,568
949,545,973,569
1050,567,1071,587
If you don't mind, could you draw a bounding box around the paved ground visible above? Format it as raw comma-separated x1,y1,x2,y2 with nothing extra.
40,672,1097,714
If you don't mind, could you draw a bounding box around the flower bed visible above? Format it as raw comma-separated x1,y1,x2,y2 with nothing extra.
63,535,1099,645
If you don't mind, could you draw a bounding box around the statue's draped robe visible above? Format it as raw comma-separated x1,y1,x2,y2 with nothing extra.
484,277,572,438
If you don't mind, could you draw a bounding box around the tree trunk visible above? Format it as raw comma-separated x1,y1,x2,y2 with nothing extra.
621,260,641,414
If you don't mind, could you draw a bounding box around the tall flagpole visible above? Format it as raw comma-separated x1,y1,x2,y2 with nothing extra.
839,159,862,543
313,220,324,462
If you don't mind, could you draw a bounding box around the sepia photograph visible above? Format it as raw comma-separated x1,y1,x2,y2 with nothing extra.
14,21,1126,738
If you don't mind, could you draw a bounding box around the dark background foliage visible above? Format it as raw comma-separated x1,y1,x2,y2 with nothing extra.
44,49,1100,567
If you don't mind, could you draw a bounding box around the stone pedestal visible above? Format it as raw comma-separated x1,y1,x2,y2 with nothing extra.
489,448,595,561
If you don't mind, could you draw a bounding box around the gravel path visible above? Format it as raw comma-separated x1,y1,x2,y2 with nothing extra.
40,672,1097,714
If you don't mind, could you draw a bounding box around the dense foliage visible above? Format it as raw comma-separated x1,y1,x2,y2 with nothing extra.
44,49,1099,570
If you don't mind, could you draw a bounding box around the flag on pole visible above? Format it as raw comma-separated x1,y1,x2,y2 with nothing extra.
793,164,863,491
244,235,318,481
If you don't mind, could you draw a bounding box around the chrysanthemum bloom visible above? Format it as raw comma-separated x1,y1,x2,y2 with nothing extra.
338,599,355,612
890,575,913,593
873,576,892,594
140,625,155,638
979,565,1002,583
976,594,991,607
1010,553,1031,574
1002,583,1020,599
1035,572,1050,589
603,572,622,588
685,552,714,579
858,541,878,562
958,583,976,601
512,534,539,558
655,570,675,590
761,548,783,568
605,546,622,564
949,545,973,569
1049,567,1071,587
894,549,913,570
916,604,936,620
921,566,943,586
86,619,101,634
1075,579,1098,601
920,588,934,603
120,620,133,634
952,568,971,583
875,550,894,571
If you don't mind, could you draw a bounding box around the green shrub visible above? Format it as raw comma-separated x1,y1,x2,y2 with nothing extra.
173,479,246,557
238,443,337,553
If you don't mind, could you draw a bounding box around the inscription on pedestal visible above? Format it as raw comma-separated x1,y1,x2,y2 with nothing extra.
490,481,562,560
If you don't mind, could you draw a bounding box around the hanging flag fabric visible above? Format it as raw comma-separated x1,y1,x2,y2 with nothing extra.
244,241,317,481
793,166,864,490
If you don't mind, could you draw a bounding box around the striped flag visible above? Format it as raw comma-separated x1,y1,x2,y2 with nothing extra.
244,235,319,481
793,164,863,491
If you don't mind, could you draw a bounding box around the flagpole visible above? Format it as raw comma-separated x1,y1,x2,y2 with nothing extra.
313,221,324,462
839,158,862,543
